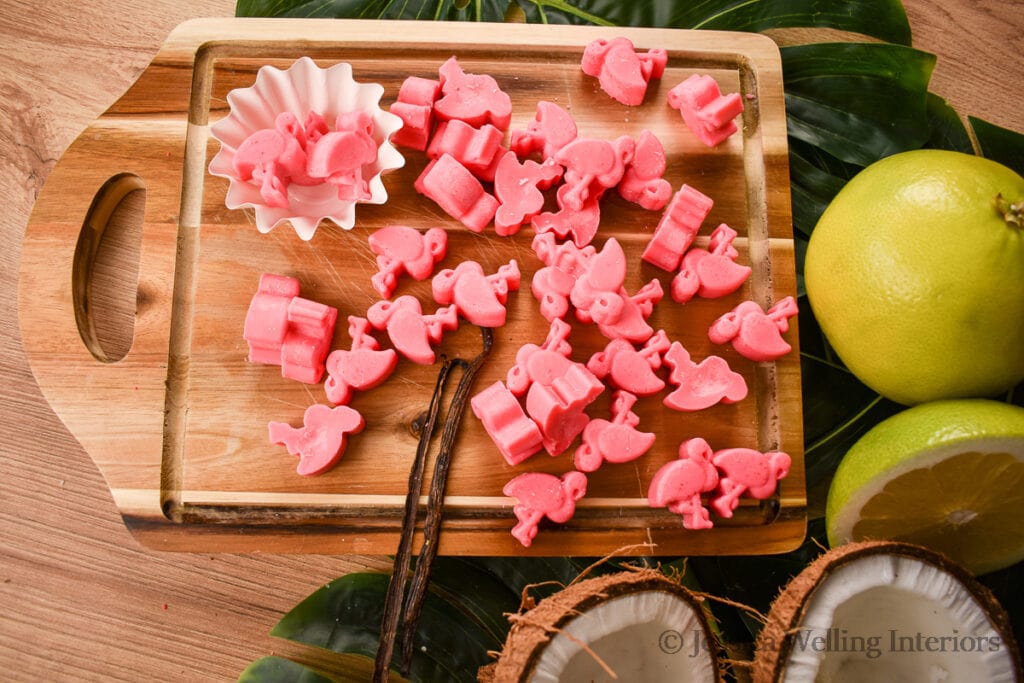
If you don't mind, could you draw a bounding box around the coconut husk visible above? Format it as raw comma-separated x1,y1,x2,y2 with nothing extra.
752,540,1022,683
479,567,724,682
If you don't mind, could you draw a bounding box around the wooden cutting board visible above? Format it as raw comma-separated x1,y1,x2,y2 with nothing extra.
19,18,804,556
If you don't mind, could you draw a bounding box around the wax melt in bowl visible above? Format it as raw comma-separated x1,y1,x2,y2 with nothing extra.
209,57,405,240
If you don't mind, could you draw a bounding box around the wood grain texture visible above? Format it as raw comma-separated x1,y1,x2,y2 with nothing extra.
1,2,1019,681
18,18,803,557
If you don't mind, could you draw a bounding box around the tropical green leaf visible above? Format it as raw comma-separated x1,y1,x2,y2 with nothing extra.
788,138,860,238
514,0,911,44
924,93,973,153
466,555,594,602
423,557,521,643
271,573,495,682
236,0,511,21
970,116,1024,177
781,42,936,167
237,0,912,46
237,656,336,683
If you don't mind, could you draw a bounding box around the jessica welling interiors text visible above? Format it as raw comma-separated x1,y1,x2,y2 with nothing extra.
659,628,1006,659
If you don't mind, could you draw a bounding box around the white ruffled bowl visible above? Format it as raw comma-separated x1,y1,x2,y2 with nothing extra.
209,57,405,240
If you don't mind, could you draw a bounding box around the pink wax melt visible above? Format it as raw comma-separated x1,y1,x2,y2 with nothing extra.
661,341,747,412
667,74,745,147
471,380,544,466
617,129,672,211
305,111,379,201
268,403,365,476
642,184,714,272
432,259,521,328
710,447,792,518
324,316,398,406
434,56,513,130
580,37,667,106
493,152,563,236
415,153,499,232
708,296,799,362
510,100,578,160
427,119,505,180
525,362,604,456
389,76,441,151
368,225,448,298
506,318,575,396
366,295,459,365
574,391,655,473
671,223,751,303
530,233,596,322
648,438,721,530
232,112,314,208
554,136,635,212
532,184,602,248
586,330,670,397
570,237,663,343
243,273,337,384
503,470,588,548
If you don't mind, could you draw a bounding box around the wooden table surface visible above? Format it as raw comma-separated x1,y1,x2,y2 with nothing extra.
1,1,1020,680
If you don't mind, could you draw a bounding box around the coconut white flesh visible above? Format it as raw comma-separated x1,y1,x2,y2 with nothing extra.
529,590,716,683
779,554,1016,682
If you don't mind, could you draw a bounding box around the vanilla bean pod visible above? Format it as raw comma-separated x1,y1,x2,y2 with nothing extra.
373,356,457,683
400,326,494,673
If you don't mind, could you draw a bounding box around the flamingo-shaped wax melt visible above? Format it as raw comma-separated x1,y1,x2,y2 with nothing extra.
427,119,506,182
268,403,365,476
642,184,714,272
580,36,667,106
233,112,316,208
389,76,441,151
510,100,578,160
366,295,459,365
305,111,379,201
506,318,575,396
493,152,563,236
503,471,588,548
671,223,751,303
432,259,521,328
530,233,596,322
617,130,673,211
708,296,799,362
554,136,635,212
648,438,721,530
531,184,602,248
668,74,745,148
323,316,398,406
434,56,513,130
243,273,337,384
586,330,670,397
368,225,448,299
570,237,663,343
415,153,499,232
471,381,544,466
662,341,747,412
574,391,656,472
710,448,791,518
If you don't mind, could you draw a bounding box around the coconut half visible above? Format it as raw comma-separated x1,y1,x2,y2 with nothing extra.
754,541,1021,682
480,568,722,682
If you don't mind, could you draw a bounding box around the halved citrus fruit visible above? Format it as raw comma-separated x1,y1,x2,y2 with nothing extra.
826,399,1024,575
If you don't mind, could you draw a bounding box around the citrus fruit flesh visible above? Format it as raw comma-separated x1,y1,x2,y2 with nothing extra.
826,399,1024,575
805,149,1024,405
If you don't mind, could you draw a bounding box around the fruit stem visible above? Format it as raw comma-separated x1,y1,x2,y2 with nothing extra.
995,193,1024,229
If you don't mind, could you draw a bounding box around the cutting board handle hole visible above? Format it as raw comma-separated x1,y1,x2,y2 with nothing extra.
72,173,147,363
